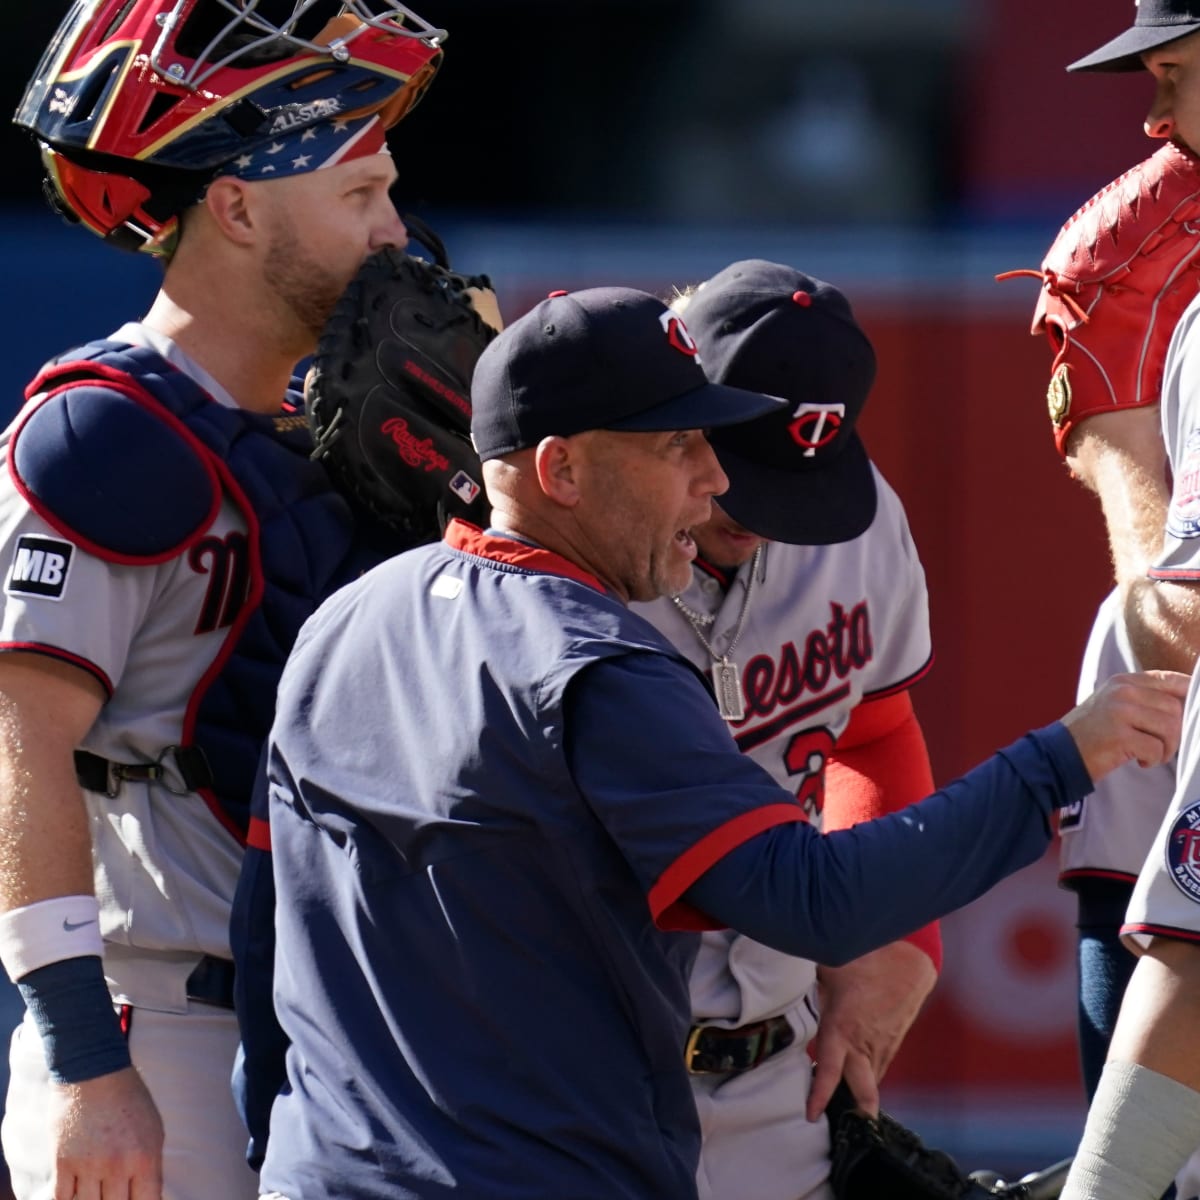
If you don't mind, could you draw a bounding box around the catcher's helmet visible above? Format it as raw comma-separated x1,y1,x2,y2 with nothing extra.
15,0,444,254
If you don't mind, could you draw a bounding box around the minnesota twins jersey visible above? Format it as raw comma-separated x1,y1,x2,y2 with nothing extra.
636,466,932,1038
0,324,250,1010
1153,291,1200,579
1123,657,1200,948
1122,292,1200,947
634,466,930,1200
1059,590,1176,885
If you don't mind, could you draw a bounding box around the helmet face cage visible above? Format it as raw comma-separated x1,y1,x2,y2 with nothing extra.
152,0,445,93
16,0,444,252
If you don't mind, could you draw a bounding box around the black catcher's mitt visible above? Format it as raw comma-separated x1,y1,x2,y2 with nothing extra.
828,1087,1070,1200
306,243,498,541
830,1102,976,1200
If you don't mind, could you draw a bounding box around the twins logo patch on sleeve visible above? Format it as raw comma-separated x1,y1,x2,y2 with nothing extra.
5,535,75,601
1166,799,1200,903
1167,428,1200,540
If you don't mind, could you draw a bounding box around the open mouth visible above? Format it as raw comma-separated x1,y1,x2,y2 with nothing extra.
675,528,697,557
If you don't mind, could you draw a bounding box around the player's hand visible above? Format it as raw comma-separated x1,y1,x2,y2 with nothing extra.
1061,669,1189,779
1063,404,1166,494
49,1066,164,1200
807,940,937,1123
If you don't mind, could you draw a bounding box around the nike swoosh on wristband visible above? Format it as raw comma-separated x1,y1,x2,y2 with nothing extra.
62,918,97,932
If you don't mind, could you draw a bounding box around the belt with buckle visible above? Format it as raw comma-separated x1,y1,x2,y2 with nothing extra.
185,954,236,1010
684,1014,796,1075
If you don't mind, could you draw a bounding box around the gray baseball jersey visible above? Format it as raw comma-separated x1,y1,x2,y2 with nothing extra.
1058,589,1176,885
0,323,247,1011
1124,290,1200,949
1124,657,1200,949
635,465,932,1200
1065,284,1200,1200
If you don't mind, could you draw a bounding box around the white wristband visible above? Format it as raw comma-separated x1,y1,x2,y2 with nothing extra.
1061,1060,1200,1200
0,895,104,982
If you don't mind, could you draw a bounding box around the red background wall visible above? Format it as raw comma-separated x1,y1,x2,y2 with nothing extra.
858,297,1118,1147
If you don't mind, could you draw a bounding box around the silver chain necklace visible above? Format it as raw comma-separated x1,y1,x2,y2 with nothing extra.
670,545,763,721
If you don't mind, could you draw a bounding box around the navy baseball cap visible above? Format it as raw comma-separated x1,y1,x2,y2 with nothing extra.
1068,0,1200,72
681,260,877,546
470,286,786,461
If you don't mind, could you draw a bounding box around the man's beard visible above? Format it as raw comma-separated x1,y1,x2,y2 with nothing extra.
262,221,351,340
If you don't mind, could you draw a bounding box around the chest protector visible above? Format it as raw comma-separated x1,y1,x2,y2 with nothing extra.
17,340,405,842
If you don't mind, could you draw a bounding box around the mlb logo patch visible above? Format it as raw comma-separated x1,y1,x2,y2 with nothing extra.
449,471,481,505
6,535,74,601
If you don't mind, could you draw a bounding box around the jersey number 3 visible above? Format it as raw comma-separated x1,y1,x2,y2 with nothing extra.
784,727,835,821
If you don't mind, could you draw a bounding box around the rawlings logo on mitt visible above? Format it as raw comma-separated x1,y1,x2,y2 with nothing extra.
999,141,1200,456
306,244,499,541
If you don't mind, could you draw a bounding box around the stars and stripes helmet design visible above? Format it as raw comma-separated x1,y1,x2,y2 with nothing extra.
14,0,445,255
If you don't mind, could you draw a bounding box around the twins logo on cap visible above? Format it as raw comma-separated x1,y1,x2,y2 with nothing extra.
788,403,846,458
658,311,701,360
1167,798,1200,903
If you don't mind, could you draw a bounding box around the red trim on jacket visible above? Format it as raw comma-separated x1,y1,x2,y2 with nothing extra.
444,520,610,594
246,816,272,852
649,803,809,931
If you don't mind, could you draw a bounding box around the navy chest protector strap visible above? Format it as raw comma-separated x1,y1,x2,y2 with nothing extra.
18,340,397,842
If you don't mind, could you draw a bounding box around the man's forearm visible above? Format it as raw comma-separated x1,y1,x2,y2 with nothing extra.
0,657,101,908
1074,424,1200,671
1124,576,1200,673
1061,940,1200,1199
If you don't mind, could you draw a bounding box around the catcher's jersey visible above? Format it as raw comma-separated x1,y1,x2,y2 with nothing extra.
1058,590,1176,884
635,466,932,1042
0,324,252,1008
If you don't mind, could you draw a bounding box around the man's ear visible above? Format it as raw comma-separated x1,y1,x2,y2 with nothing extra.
202,177,256,246
533,436,580,507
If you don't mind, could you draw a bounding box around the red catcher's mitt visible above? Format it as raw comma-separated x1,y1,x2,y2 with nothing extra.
998,141,1200,457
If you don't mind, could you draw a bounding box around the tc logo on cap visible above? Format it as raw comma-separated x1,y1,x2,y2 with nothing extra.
788,403,845,457
658,311,701,360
